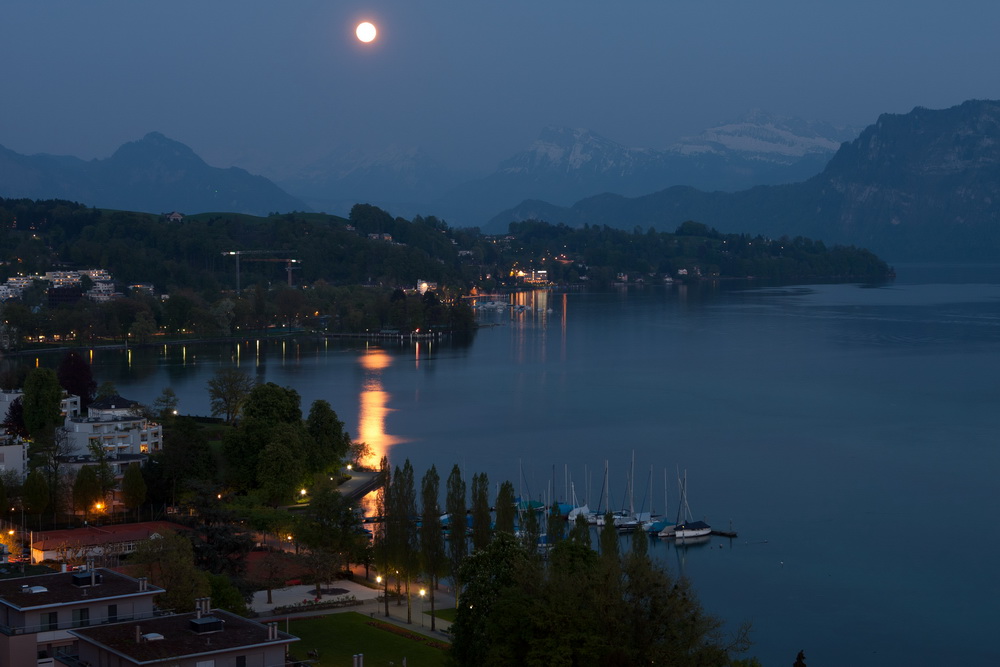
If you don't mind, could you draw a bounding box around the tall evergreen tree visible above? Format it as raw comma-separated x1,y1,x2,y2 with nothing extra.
373,457,392,618
470,472,491,551
419,465,446,630
445,464,468,602
569,513,592,548
390,460,418,624
23,469,49,526
494,480,516,536
121,463,147,522
546,501,565,547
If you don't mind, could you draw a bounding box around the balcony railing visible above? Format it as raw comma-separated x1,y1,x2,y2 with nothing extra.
0,609,168,636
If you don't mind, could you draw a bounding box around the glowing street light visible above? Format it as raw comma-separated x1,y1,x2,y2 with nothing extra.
419,588,426,626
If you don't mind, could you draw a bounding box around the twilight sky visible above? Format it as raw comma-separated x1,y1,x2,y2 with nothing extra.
4,1,999,177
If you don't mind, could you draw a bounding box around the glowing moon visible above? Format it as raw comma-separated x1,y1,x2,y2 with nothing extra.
356,22,377,43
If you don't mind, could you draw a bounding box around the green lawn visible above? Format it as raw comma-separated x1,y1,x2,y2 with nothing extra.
288,612,450,666
431,607,457,623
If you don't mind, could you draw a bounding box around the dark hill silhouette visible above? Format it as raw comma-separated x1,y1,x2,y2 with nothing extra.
0,132,306,216
491,100,1000,261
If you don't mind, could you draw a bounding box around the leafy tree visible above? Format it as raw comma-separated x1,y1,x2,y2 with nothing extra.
22,368,63,438
151,387,179,423
87,442,116,498
304,399,349,473
121,463,147,522
255,423,306,506
130,530,211,612
257,552,287,604
2,397,28,439
161,416,215,494
242,382,301,423
31,427,73,515
56,349,96,411
207,367,256,425
419,465,447,630
129,309,158,343
72,466,102,521
95,381,118,400
194,523,253,579
451,524,755,666
445,464,468,601
296,482,363,591
206,572,249,616
23,469,49,523
450,532,531,666
470,473,491,551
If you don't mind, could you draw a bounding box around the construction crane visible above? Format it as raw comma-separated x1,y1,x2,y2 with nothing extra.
243,258,302,287
221,250,270,295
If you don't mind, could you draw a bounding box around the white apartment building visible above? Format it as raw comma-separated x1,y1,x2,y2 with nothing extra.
64,395,162,458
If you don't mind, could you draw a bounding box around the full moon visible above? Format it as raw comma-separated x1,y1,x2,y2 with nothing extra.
356,22,377,43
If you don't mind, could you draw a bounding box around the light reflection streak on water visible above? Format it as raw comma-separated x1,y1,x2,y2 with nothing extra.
358,347,400,468
561,292,568,363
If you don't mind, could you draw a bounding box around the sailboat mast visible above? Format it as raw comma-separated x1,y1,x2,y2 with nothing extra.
629,451,635,516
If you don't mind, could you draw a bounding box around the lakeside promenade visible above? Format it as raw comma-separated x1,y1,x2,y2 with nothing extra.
253,467,452,651
249,570,455,645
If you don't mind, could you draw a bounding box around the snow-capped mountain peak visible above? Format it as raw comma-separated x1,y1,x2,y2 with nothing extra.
670,111,859,162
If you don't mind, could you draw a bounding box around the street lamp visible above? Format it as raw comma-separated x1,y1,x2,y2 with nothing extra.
419,588,426,627
377,575,387,617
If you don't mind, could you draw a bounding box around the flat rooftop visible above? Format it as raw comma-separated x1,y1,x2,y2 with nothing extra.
0,569,161,609
71,610,297,662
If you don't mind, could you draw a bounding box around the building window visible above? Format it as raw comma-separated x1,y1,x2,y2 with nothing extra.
107,603,118,623
42,611,58,631
72,607,89,628
236,658,247,667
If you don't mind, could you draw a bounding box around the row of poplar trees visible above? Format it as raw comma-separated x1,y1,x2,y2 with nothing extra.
372,457,758,666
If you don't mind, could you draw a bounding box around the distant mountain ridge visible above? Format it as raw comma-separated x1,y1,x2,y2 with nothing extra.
276,144,462,220
429,114,856,227
490,100,1000,261
669,110,853,160
271,112,855,226
0,132,306,216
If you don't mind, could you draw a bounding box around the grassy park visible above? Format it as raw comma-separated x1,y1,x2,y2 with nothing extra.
288,612,449,666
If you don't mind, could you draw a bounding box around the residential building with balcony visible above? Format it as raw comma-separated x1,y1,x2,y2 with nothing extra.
66,599,297,667
64,395,162,458
0,568,162,666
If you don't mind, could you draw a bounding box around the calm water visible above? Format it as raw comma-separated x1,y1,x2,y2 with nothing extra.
21,265,1000,666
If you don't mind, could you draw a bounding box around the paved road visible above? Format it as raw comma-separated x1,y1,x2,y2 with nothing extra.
251,568,454,642
250,469,455,643
338,469,382,502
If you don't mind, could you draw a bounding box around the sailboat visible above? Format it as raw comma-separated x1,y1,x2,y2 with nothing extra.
664,469,711,539
566,481,590,522
648,468,676,535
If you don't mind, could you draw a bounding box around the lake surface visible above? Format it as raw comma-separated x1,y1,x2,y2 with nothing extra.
21,264,1000,666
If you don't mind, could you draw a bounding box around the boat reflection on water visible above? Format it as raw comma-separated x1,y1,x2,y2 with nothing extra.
357,347,403,470
672,534,711,548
